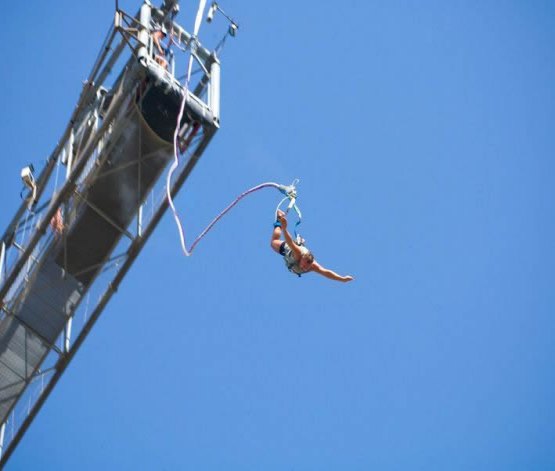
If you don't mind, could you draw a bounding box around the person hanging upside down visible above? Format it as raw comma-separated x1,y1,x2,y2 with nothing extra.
271,210,354,282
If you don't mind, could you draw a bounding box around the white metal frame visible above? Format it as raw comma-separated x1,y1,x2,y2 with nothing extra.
0,0,222,465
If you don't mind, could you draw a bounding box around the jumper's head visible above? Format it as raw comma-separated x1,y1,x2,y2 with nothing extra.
298,250,315,271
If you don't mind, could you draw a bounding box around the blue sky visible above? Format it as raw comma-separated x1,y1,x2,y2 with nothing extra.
1,0,555,469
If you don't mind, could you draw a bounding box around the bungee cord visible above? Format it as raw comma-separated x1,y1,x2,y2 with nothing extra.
188,181,297,254
166,0,207,256
166,0,301,256
169,176,301,256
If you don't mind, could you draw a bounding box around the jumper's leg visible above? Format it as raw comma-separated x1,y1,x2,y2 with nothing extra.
270,225,283,253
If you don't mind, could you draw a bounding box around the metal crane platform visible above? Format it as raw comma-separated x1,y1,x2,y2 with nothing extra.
0,0,225,465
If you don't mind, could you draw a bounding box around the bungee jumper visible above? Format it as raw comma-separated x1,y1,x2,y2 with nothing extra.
271,210,354,282
168,177,354,282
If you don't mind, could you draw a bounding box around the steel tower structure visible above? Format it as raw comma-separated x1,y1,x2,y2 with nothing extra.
0,0,223,465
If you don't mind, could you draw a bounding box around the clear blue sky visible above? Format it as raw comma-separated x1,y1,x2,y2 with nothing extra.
1,1,555,469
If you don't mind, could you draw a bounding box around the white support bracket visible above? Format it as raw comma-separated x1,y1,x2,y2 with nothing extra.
0,422,5,461
0,242,5,285
209,56,221,126
64,317,73,353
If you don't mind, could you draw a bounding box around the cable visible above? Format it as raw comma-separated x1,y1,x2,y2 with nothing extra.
165,1,300,256
188,182,283,254
167,0,207,256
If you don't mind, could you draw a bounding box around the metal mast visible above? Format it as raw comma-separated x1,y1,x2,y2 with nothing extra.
0,1,224,465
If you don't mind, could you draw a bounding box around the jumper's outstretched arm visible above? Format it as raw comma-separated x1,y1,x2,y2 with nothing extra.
311,261,354,283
